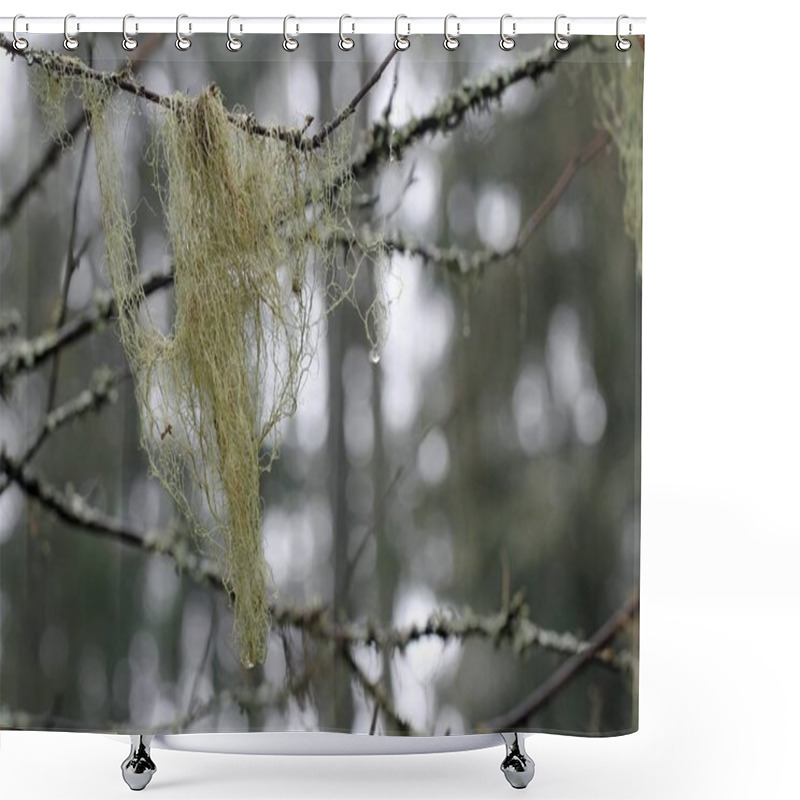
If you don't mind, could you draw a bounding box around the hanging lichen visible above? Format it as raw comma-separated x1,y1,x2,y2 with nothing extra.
30,59,389,668
592,50,644,270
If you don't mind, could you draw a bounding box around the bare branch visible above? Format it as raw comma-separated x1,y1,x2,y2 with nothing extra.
340,644,415,735
0,114,87,229
45,130,93,414
306,47,399,150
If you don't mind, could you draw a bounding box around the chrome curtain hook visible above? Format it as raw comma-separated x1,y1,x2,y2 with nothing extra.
227,15,242,51
616,14,632,51
443,14,460,51
339,14,355,51
554,14,570,51
175,14,191,50
12,15,29,51
122,14,138,51
394,14,410,51
283,15,299,51
500,14,516,50
64,13,79,51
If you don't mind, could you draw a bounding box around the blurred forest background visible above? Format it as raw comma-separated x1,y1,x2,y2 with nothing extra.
0,32,641,737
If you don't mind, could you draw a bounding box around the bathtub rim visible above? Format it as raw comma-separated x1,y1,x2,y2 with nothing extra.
103,731,515,755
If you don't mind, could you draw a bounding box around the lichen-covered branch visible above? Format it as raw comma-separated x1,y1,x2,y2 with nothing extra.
0,267,173,386
0,35,303,147
0,122,608,387
0,448,632,674
352,38,584,180
0,366,126,496
0,33,167,229
0,448,225,590
478,590,640,732
345,126,610,278
339,644,415,734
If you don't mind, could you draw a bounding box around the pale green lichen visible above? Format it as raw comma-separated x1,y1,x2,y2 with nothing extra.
592,52,644,269
31,59,389,668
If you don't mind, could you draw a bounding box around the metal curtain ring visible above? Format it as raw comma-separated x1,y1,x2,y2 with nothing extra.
175,14,191,50
12,15,29,51
227,15,242,51
339,14,355,51
122,15,138,51
443,14,459,51
554,14,570,51
499,14,515,50
64,14,79,51
616,15,632,51
283,15,299,51
394,15,410,50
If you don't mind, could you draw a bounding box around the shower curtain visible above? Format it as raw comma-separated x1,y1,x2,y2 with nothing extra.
0,27,642,740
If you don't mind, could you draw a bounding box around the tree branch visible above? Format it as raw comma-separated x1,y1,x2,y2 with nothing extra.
0,447,225,591
0,121,608,388
306,47,399,150
352,38,584,180
0,366,127,496
0,267,173,385
339,644,414,735
346,127,611,277
0,449,632,674
0,33,166,229
44,128,93,415
477,590,640,732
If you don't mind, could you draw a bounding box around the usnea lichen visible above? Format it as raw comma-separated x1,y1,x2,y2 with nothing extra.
592,52,644,269
32,61,389,668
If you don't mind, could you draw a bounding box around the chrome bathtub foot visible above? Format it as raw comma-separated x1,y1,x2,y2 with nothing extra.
121,735,156,791
500,732,535,789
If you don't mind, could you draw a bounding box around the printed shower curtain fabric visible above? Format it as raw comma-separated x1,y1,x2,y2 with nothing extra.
0,30,642,738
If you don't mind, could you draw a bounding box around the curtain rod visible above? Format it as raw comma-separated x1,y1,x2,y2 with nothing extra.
1,16,646,38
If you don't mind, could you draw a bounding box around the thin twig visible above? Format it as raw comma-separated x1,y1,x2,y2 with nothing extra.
306,47,398,150
0,113,87,228
44,130,93,414
478,590,640,732
0,367,128,496
340,644,414,735
0,34,166,229
346,127,611,278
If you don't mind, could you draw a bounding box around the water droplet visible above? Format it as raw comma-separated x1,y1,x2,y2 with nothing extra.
369,348,381,365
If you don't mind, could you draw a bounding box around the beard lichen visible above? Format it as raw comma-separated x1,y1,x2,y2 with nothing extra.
32,61,388,668
592,52,644,270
